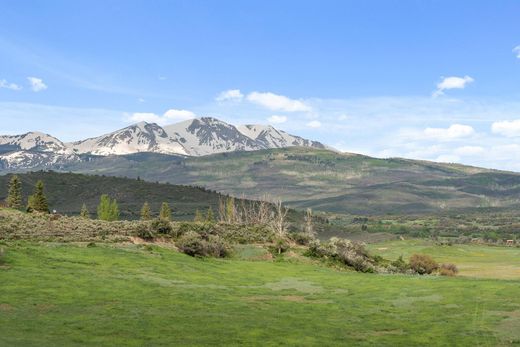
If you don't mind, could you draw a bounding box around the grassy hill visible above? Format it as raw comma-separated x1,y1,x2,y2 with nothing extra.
1,242,519,345
52,147,520,215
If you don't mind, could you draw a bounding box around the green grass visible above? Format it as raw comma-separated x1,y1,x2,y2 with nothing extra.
367,239,520,280
1,242,520,346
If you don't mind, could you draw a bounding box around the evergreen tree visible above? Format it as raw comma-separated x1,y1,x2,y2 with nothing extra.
6,175,22,209
194,209,204,222
26,180,49,213
140,202,151,220
206,207,215,223
80,203,90,219
159,202,171,221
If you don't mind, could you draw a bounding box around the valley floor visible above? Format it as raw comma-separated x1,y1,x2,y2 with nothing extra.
1,242,519,346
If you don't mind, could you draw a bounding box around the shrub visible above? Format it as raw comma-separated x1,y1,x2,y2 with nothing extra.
176,231,230,258
439,263,458,276
151,218,173,235
269,237,290,255
409,254,439,275
390,255,409,272
290,232,314,245
306,237,376,273
136,222,155,240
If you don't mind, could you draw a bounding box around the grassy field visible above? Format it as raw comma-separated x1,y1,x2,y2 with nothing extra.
1,242,520,346
367,239,520,280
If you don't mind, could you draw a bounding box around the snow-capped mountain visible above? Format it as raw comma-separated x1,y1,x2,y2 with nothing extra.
0,132,80,170
0,117,326,170
0,132,68,153
69,117,325,156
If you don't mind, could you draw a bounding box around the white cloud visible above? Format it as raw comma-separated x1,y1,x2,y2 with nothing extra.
433,75,474,97
216,89,243,102
454,146,484,156
306,120,322,128
247,91,311,112
137,98,145,103
129,108,196,125
0,79,22,91
27,77,47,92
338,114,350,121
423,124,475,141
491,119,520,137
513,45,520,59
267,115,287,124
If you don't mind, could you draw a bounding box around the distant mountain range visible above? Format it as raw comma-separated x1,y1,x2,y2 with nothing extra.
0,117,326,170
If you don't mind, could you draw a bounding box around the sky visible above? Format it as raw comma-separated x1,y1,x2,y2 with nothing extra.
1,1,520,170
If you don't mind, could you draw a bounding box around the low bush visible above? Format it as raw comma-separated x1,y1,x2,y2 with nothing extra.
269,237,290,255
176,231,230,258
151,218,173,235
289,232,314,245
409,254,439,275
306,237,376,273
439,263,458,276
136,222,155,240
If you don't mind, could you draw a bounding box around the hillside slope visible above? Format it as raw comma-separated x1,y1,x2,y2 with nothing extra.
52,147,520,215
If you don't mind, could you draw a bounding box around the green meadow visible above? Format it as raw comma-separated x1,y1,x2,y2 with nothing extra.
367,239,520,280
1,242,519,346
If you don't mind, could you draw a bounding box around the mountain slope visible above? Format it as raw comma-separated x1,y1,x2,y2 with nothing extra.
48,146,520,215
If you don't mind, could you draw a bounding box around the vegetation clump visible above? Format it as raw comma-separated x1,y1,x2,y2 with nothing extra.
176,231,230,258
97,194,119,221
306,238,378,273
439,263,458,276
409,254,439,275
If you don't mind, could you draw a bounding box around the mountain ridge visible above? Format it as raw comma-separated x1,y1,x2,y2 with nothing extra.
0,117,326,170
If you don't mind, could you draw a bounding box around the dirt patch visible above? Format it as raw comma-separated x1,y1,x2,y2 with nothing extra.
0,303,13,311
35,304,55,313
264,278,323,294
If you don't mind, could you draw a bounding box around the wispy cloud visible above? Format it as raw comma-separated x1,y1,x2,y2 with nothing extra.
306,120,321,128
267,115,287,124
128,109,196,125
491,119,520,137
433,75,474,97
247,91,311,112
27,77,47,92
216,89,243,102
513,45,520,59
0,79,22,91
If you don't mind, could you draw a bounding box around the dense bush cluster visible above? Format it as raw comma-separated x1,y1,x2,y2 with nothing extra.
176,231,230,257
409,254,439,275
306,237,378,273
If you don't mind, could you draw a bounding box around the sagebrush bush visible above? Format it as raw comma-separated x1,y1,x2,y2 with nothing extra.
176,231,230,258
306,237,376,273
439,263,458,276
409,254,439,275
151,218,173,235
289,232,314,245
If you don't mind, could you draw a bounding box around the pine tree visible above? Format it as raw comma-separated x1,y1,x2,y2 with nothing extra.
194,209,204,222
80,203,90,219
206,207,215,223
159,202,171,221
140,202,151,220
27,180,49,213
6,175,22,209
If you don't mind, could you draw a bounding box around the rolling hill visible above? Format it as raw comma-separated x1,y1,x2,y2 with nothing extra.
43,146,520,215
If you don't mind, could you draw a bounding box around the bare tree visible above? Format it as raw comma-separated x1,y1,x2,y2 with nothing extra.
270,199,289,254
304,208,315,238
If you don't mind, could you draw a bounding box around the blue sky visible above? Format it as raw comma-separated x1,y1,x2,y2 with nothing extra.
1,1,520,170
